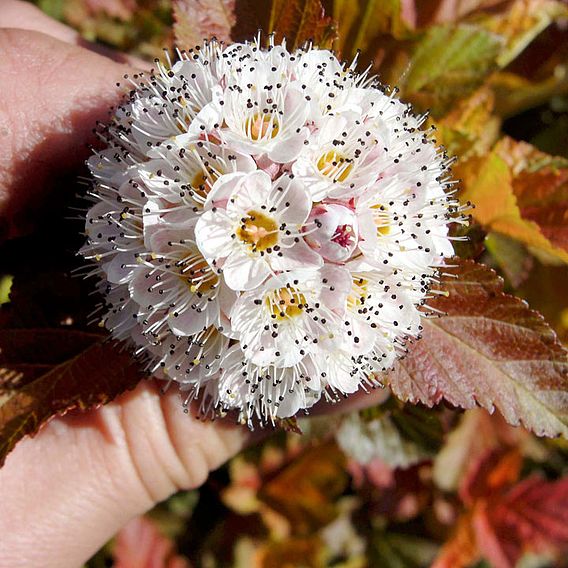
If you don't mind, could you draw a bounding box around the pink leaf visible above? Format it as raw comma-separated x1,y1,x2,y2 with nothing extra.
173,0,236,47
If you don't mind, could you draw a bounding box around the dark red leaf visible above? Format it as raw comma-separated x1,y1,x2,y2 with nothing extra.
0,340,143,467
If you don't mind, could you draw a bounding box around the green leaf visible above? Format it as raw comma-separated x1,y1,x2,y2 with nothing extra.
371,531,439,568
485,232,533,288
402,24,503,116
0,275,12,306
387,259,568,438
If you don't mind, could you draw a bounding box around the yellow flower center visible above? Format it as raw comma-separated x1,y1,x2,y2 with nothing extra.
236,210,279,252
266,287,307,320
180,257,218,294
347,277,369,310
371,204,391,236
317,150,353,182
245,113,280,141
190,169,220,200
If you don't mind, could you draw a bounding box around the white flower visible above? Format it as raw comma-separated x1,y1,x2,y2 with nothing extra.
336,411,432,468
217,345,322,424
81,37,462,425
158,325,229,385
230,266,351,367
129,219,234,337
292,113,387,201
196,170,322,291
141,137,256,211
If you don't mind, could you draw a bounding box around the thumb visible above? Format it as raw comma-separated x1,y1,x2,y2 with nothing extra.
0,380,251,568
0,28,136,240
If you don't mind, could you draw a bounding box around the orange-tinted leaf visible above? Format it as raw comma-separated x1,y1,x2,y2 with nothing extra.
495,137,568,255
269,0,337,49
259,440,348,534
387,259,568,437
257,536,324,568
458,147,568,263
0,340,143,466
435,86,500,158
113,515,191,568
432,513,479,568
473,476,568,568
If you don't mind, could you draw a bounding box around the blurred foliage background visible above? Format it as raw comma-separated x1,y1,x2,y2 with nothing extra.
18,0,568,566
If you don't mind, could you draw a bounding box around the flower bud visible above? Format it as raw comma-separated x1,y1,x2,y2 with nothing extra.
304,203,359,263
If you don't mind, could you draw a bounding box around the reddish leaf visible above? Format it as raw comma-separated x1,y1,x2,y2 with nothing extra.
435,447,568,568
113,515,191,568
474,476,568,568
387,259,568,437
0,340,143,467
269,0,337,49
0,329,103,390
459,448,522,506
432,409,537,492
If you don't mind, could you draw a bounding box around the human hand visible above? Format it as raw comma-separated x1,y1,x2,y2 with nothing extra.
0,5,388,566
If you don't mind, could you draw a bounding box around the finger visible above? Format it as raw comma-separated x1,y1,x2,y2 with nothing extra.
0,28,140,240
0,0,81,44
0,380,252,568
0,0,148,66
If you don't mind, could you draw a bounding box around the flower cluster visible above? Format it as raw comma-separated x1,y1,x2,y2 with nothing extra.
81,37,462,426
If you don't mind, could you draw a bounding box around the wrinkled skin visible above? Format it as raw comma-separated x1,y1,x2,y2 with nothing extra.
0,4,389,566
